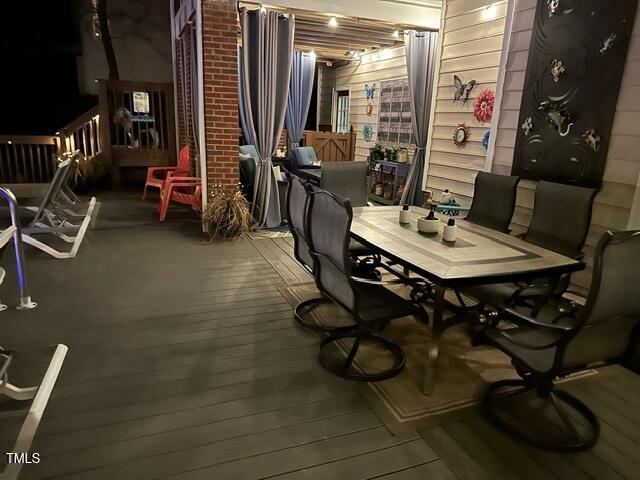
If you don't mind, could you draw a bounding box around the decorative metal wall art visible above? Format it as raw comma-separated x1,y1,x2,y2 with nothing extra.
474,89,495,123
600,33,617,54
482,131,491,150
582,129,601,151
538,100,574,136
511,0,637,188
521,117,533,136
365,83,376,99
452,124,470,148
453,75,476,104
362,123,374,142
550,59,566,82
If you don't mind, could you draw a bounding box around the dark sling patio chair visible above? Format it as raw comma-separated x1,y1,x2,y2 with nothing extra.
465,171,520,233
286,176,355,333
481,230,640,451
304,187,427,381
466,180,597,311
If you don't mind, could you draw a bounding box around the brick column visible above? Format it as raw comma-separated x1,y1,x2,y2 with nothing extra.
201,0,239,196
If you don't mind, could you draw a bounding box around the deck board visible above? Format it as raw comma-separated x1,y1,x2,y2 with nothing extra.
0,192,637,479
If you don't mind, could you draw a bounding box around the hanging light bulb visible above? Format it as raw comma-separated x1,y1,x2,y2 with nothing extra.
392,29,399,39
328,16,338,28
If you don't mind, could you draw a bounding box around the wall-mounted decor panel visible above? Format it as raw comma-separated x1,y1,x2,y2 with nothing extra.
512,0,638,188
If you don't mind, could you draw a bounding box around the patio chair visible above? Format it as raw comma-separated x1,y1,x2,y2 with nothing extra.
465,172,520,233
466,180,597,311
305,187,427,381
319,161,369,208
481,230,640,451
286,177,352,332
240,145,288,218
0,344,68,479
143,145,190,199
16,157,97,259
159,176,202,221
292,146,321,171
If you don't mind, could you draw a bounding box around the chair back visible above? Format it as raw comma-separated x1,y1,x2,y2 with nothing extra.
293,147,317,168
31,158,74,224
562,231,640,369
305,188,355,311
320,162,369,207
524,181,597,257
240,145,260,166
465,172,519,233
285,176,314,271
178,145,190,171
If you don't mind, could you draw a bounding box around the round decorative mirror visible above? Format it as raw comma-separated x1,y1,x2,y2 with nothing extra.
452,123,470,148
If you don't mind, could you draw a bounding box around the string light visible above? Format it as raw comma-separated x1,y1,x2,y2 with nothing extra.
392,29,399,38
328,16,338,27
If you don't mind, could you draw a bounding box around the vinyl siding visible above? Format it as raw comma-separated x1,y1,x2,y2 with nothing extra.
317,46,412,163
425,0,508,207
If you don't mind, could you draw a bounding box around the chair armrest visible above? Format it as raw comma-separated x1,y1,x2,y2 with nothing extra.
503,307,576,332
167,169,191,179
147,166,178,181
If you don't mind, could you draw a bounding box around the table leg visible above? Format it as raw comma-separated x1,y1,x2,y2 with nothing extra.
423,285,445,395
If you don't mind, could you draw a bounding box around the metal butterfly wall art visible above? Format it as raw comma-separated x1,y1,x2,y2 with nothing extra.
453,75,476,104
365,83,376,100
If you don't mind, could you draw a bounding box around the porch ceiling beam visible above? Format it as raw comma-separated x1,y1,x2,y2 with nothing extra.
295,35,395,49
295,28,400,45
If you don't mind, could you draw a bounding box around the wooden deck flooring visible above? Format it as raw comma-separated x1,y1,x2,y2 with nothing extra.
0,193,638,479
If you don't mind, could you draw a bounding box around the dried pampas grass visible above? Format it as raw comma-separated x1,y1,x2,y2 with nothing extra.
202,186,252,241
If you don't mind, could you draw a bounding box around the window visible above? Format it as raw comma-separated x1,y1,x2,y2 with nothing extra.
378,78,413,145
335,90,350,133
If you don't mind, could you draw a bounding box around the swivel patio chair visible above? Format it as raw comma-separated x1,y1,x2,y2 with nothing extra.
143,145,190,199
319,161,369,208
305,187,427,381
467,180,597,311
465,172,520,233
286,176,352,333
287,176,384,332
481,230,640,451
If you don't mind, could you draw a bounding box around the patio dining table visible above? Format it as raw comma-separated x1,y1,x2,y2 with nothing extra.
350,206,584,395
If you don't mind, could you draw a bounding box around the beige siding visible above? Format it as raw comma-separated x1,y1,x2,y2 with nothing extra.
492,0,640,292
425,0,508,207
317,47,411,163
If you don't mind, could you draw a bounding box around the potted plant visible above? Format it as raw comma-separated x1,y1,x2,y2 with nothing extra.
385,147,398,162
369,142,385,163
202,184,252,241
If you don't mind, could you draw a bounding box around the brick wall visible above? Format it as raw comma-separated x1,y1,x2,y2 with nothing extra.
201,0,239,196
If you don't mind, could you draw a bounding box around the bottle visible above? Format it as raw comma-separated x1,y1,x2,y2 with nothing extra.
443,218,457,242
399,204,410,224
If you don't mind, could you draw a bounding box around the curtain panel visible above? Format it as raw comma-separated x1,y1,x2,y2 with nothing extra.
400,30,439,206
285,51,316,147
239,8,295,228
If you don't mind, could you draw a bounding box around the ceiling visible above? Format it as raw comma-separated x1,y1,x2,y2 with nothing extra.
239,2,438,61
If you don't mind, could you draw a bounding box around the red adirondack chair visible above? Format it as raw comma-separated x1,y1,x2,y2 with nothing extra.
143,145,191,199
159,176,202,221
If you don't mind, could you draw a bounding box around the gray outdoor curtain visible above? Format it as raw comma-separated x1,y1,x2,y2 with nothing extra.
285,51,316,147
400,30,439,206
239,8,294,228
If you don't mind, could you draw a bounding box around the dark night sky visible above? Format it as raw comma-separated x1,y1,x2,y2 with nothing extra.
0,0,95,135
